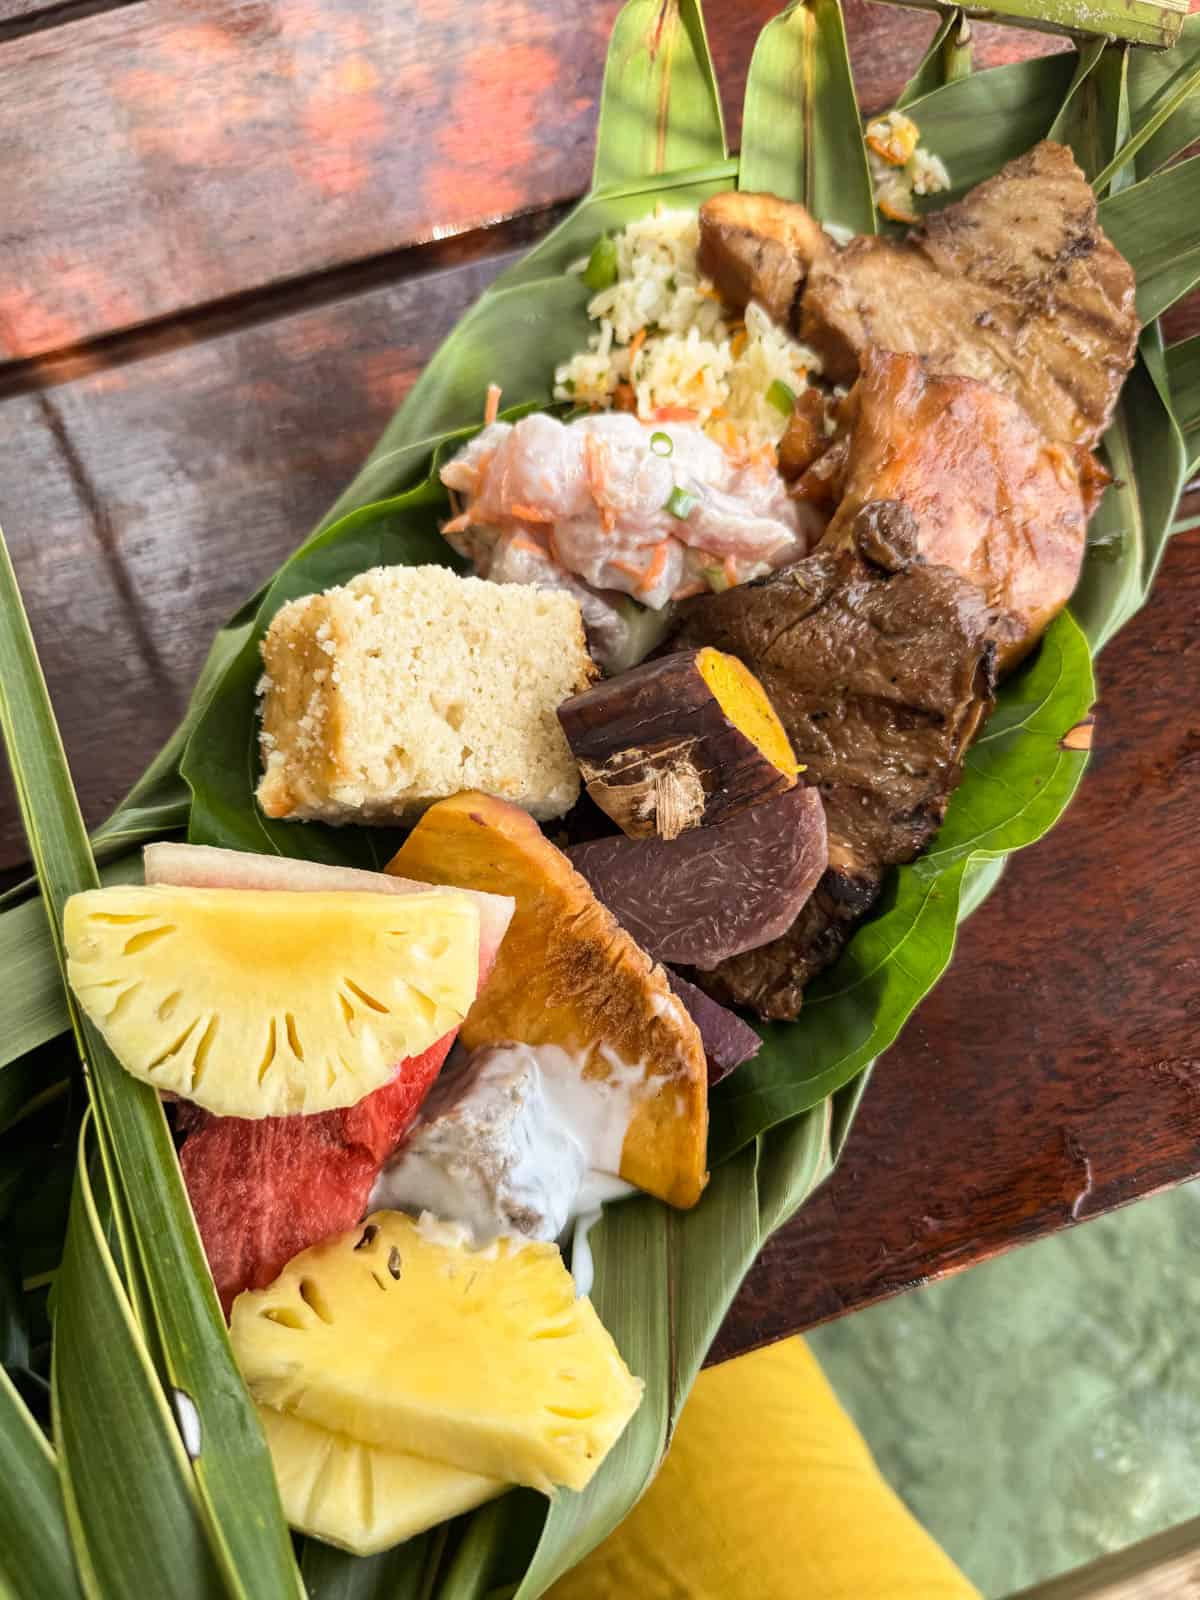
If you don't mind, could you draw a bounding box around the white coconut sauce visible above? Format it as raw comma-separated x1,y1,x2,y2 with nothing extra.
369,1043,642,1289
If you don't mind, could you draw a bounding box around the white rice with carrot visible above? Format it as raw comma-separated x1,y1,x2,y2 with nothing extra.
553,208,823,453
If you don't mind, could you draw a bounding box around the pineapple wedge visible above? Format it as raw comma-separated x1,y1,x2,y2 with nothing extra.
231,1211,643,1495
258,1405,504,1555
64,885,480,1118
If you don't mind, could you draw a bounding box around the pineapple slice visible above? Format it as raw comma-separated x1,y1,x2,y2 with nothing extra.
258,1405,504,1556
64,885,480,1118
231,1211,643,1495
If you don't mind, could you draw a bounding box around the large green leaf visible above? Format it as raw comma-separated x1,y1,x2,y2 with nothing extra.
902,53,1079,205
736,0,875,233
1099,153,1200,324
0,1362,80,1600
1047,39,1121,177
0,526,303,1599
592,0,726,188
300,1528,444,1599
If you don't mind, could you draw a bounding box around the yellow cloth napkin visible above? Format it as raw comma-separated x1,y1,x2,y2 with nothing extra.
549,1335,979,1600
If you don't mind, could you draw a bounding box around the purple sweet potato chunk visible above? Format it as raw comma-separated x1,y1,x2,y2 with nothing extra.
667,972,762,1087
566,783,827,969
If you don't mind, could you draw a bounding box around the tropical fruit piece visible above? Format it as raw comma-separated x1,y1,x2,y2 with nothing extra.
257,1406,504,1556
231,1211,643,1495
64,884,481,1118
388,792,709,1208
180,1029,456,1315
142,842,515,960
148,845,516,1312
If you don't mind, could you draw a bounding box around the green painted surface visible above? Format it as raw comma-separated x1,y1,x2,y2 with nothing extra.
810,1182,1200,1596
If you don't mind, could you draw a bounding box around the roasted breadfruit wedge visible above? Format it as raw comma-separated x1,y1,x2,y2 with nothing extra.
388,792,709,1208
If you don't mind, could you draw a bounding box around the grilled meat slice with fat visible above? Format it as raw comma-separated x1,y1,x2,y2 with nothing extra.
822,349,1108,667
668,501,998,1021
699,142,1138,449
805,141,1137,447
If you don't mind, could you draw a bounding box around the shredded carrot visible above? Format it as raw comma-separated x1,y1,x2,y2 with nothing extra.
508,535,546,557
709,405,727,421
583,433,616,535
484,383,502,426
638,543,670,595
697,283,723,301
627,327,647,369
509,502,554,523
723,555,739,588
653,405,699,423
730,330,748,359
441,510,473,535
610,559,643,582
672,580,707,601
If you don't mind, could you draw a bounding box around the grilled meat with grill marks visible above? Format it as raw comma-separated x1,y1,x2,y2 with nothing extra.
667,501,999,1020
802,142,1138,447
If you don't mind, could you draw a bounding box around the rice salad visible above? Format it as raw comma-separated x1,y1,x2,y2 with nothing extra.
553,207,824,454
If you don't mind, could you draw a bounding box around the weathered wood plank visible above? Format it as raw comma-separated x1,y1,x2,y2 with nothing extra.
0,0,1060,360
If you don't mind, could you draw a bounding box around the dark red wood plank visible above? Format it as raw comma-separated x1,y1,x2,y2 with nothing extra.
711,529,1200,1355
0,0,1059,361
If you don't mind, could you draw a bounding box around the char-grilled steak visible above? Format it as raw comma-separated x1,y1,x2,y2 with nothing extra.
668,501,998,1020
823,349,1106,667
802,142,1137,447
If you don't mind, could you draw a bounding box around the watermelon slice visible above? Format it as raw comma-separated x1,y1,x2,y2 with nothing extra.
151,844,513,1313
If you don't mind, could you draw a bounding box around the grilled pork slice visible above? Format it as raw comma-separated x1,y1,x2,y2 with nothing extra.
823,349,1105,667
668,501,998,1020
802,142,1137,448
697,191,830,325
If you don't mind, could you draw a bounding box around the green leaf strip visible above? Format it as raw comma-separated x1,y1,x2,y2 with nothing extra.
737,0,876,234
592,0,726,189
0,525,303,1600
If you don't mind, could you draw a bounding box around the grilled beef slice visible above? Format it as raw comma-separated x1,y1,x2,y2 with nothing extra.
822,349,1104,667
802,142,1137,448
668,501,998,1020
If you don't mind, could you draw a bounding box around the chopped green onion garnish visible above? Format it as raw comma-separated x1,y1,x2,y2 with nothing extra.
665,486,698,519
583,235,618,292
703,563,732,593
766,379,797,415
650,431,673,457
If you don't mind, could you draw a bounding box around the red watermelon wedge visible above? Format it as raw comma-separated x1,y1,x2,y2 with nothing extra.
151,844,513,1313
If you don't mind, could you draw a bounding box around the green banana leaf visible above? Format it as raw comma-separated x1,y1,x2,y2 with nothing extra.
0,2,1196,1597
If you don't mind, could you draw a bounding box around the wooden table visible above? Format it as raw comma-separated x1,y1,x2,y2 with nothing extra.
0,0,1196,1361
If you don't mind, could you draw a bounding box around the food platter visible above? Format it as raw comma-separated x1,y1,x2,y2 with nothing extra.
0,2,1197,1597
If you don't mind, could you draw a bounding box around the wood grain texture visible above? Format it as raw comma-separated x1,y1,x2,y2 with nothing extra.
710,527,1200,1356
0,0,1061,361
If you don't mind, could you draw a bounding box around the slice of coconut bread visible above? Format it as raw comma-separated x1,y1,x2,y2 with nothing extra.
257,565,595,824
